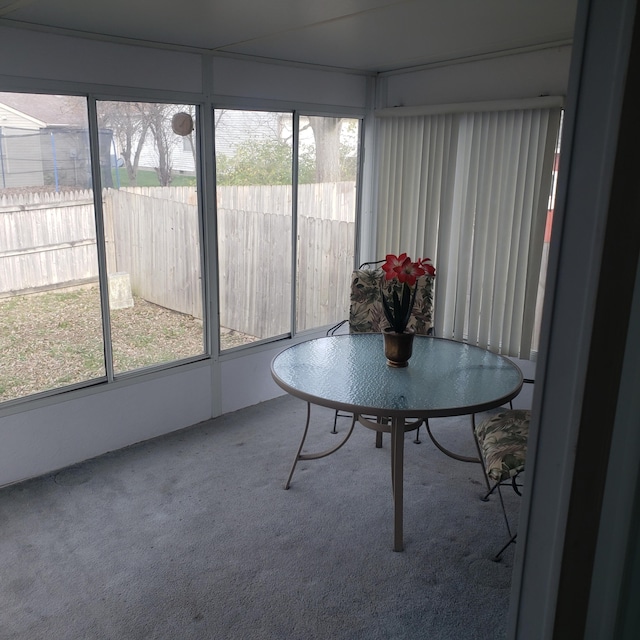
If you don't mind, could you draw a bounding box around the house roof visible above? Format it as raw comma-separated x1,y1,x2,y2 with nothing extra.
0,92,84,127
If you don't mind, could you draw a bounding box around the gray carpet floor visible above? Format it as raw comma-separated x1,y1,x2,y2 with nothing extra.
0,395,520,640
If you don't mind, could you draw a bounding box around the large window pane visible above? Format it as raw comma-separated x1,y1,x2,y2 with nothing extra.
97,101,205,374
296,116,359,332
0,92,105,402
0,95,207,405
215,109,293,350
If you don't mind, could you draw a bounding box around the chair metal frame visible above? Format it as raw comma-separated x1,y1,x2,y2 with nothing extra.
473,380,533,560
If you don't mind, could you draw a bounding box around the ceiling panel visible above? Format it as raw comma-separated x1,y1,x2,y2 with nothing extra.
220,0,578,72
0,0,408,49
0,0,578,73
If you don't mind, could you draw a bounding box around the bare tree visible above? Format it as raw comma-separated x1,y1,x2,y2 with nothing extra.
145,104,172,187
97,101,149,185
99,101,191,186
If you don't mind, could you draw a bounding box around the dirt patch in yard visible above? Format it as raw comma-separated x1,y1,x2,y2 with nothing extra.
0,286,254,403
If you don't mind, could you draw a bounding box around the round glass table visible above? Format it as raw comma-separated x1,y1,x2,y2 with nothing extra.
271,334,523,551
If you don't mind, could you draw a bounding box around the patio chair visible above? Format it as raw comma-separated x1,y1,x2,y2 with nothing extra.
329,260,435,447
473,379,534,560
347,260,435,336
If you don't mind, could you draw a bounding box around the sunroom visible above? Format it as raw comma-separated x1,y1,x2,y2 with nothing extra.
0,0,638,637
0,2,570,476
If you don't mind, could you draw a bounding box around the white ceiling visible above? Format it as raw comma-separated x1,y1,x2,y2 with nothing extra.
0,0,578,74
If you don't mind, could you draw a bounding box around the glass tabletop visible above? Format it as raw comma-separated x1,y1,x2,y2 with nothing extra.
271,334,523,418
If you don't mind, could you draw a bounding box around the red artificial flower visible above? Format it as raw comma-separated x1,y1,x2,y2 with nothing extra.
382,253,431,285
418,258,436,277
396,260,426,287
381,253,409,280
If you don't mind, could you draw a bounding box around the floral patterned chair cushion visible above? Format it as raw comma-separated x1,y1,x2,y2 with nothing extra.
348,267,435,334
474,409,530,483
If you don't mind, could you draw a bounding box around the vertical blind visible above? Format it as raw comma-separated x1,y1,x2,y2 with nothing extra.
375,106,561,358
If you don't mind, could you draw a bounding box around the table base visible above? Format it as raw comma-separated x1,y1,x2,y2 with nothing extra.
284,404,424,552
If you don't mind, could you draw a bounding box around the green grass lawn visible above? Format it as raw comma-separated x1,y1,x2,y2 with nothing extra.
110,168,196,188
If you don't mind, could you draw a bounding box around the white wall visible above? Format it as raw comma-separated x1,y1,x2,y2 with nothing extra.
219,343,292,415
212,56,368,109
0,363,213,486
0,23,569,487
379,45,572,108
0,26,203,94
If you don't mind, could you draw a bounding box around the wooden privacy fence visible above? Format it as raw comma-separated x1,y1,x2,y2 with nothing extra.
104,188,203,320
1,184,356,338
0,190,99,295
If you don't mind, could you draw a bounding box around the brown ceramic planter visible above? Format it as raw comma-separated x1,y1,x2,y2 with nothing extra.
382,327,415,367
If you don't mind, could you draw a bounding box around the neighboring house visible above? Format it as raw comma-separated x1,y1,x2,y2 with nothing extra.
214,109,291,155
0,93,115,189
0,101,46,188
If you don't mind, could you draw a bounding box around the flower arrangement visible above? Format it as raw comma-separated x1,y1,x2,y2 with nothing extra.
380,253,436,333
